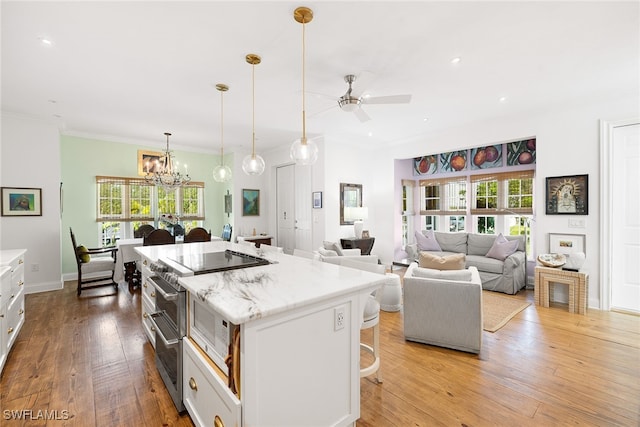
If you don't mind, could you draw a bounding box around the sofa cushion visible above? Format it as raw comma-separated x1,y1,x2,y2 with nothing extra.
486,233,520,261
467,233,498,256
466,255,505,274
412,267,473,282
323,240,344,256
318,248,339,257
415,230,442,251
419,252,466,270
434,232,467,253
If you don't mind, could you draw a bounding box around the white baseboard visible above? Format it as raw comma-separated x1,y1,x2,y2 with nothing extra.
25,280,64,294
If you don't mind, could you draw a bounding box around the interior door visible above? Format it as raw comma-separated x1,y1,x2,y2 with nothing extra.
294,165,312,252
276,165,295,253
610,122,640,313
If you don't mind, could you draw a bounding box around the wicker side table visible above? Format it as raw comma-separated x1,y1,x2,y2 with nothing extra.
534,266,588,314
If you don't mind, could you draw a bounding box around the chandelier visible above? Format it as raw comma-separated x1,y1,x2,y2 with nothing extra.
212,83,233,182
145,132,191,189
290,6,318,165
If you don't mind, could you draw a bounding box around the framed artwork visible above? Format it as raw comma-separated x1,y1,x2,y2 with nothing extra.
545,174,588,215
138,150,163,176
242,189,260,216
506,138,536,166
413,155,438,175
224,192,232,217
439,150,467,173
1,187,42,216
470,145,503,170
313,191,322,209
549,233,586,255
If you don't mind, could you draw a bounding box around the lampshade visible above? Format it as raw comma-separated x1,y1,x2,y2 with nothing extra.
290,6,318,166
242,53,265,176
213,83,233,182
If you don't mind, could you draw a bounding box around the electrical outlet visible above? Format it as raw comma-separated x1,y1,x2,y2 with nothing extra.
334,306,345,331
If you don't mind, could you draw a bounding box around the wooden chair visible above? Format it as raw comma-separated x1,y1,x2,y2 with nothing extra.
221,224,232,242
133,224,155,238
183,227,212,243
70,228,119,296
143,229,176,246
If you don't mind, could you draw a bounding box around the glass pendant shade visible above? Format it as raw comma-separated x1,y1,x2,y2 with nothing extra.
213,164,232,182
290,137,318,165
242,153,265,176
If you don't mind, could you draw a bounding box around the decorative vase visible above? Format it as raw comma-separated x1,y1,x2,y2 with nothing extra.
354,220,364,239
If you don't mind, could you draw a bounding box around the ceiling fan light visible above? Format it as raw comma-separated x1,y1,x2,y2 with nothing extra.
242,153,265,176
338,97,361,112
290,136,318,165
213,164,232,182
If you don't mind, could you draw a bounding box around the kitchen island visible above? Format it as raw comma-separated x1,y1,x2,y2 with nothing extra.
135,241,386,427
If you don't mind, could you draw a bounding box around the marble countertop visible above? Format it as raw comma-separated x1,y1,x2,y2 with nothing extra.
135,241,386,325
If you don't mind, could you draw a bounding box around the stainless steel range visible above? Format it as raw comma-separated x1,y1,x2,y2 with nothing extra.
147,249,270,412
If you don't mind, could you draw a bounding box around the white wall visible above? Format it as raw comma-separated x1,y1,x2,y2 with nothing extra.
372,93,639,309
1,113,63,293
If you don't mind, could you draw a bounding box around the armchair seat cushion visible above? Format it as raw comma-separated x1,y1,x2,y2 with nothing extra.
466,255,505,275
81,256,117,274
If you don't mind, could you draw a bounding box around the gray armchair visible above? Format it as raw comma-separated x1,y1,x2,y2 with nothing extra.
403,263,482,354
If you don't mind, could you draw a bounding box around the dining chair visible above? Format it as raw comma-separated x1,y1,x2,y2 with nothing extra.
70,227,119,296
184,227,212,243
143,229,176,246
133,224,155,238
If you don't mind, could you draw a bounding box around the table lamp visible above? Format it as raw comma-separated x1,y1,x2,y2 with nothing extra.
346,206,369,238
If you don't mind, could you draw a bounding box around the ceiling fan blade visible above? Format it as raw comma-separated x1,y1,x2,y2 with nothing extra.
305,90,336,102
362,94,412,105
353,108,371,123
308,104,337,119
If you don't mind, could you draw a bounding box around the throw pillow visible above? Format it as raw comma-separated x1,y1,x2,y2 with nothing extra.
76,245,90,263
331,242,344,256
412,267,473,281
415,230,442,251
485,233,520,261
418,252,466,270
322,240,344,256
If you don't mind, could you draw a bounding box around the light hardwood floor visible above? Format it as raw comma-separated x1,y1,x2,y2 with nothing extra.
1,280,638,426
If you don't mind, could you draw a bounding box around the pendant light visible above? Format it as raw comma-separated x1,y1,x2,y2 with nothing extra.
242,54,266,176
290,6,318,165
144,132,191,189
212,83,233,182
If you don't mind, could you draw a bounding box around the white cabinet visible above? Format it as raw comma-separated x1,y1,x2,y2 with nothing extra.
140,256,156,348
0,249,26,376
183,338,241,427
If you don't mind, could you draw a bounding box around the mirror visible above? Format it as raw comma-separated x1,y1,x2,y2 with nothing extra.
340,183,362,225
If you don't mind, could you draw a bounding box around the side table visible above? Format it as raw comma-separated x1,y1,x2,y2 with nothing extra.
340,237,375,255
534,266,588,314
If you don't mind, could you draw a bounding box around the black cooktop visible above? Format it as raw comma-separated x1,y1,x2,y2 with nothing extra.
169,250,270,274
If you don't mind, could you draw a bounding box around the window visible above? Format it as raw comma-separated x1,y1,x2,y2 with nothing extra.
471,171,534,215
507,177,533,210
474,180,497,209
423,215,438,231
96,176,204,243
476,216,495,234
448,215,466,232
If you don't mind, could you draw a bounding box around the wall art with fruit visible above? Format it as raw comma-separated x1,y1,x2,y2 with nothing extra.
507,138,536,166
440,150,467,173
471,145,503,170
413,155,438,175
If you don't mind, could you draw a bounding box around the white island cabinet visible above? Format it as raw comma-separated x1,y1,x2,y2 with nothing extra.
135,241,385,427
0,249,26,375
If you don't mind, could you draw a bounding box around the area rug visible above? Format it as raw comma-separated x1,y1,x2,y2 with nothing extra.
482,291,530,332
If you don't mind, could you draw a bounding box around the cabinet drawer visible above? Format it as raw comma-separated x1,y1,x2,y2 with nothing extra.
183,338,241,427
10,262,24,297
0,266,10,307
141,296,156,348
141,276,157,302
6,293,24,351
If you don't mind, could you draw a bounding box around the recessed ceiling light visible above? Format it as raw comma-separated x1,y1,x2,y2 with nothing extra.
423,117,429,122
39,38,52,46
368,131,373,137
451,57,461,64
499,96,508,103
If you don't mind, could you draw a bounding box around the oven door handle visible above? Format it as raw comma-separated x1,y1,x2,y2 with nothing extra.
148,312,180,347
149,278,179,301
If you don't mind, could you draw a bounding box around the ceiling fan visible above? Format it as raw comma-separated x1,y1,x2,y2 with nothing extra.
336,74,412,122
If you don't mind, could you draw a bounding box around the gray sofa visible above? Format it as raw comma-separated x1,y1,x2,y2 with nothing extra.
406,231,526,294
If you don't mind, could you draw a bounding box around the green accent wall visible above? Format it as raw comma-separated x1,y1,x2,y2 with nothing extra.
60,135,233,275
